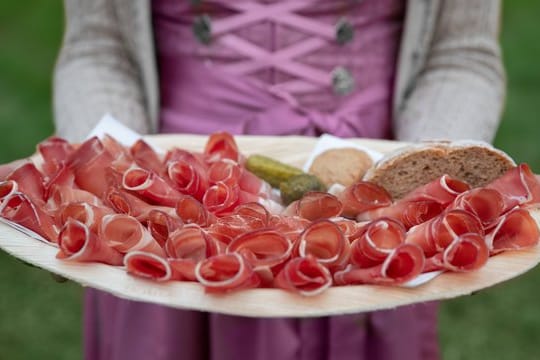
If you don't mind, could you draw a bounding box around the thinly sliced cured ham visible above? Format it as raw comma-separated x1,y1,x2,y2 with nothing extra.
130,139,163,174
57,219,123,265
0,159,31,181
124,251,181,282
207,159,272,199
283,192,343,221
0,192,59,242
406,209,483,256
48,185,104,209
100,214,165,257
333,244,425,285
357,199,444,229
485,207,540,254
176,194,216,227
68,137,114,197
59,202,114,232
227,229,292,270
274,256,333,296
195,253,261,292
296,219,349,268
402,175,470,205
487,163,540,211
7,163,45,204
147,209,184,247
447,188,505,227
123,165,183,207
105,188,175,223
203,131,241,163
0,180,18,203
37,136,74,176
336,181,392,218
168,159,209,200
233,202,270,226
165,225,222,280
423,233,489,273
207,214,266,245
349,218,406,268
202,182,240,215
268,215,310,243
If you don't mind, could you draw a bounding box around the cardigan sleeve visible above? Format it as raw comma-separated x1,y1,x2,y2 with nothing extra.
53,0,151,142
394,0,505,143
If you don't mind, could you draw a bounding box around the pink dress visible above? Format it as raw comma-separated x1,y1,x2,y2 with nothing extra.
84,1,440,359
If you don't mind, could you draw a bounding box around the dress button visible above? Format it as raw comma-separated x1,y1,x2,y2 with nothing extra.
335,17,354,45
332,66,355,96
193,14,212,45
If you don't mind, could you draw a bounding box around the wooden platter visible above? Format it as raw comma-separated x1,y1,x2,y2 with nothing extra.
0,134,538,318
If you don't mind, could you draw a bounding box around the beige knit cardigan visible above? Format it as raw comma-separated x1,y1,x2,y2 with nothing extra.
54,0,505,143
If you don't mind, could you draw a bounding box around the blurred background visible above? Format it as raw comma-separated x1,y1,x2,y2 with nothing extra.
0,1,539,359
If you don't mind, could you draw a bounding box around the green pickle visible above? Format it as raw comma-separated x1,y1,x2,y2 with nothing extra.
245,154,326,204
280,174,326,205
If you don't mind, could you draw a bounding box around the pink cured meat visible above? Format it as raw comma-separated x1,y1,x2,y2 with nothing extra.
0,192,59,242
203,131,241,163
147,209,184,247
165,148,208,171
7,163,45,204
57,219,123,265
207,214,266,245
333,243,425,285
283,192,343,221
195,253,261,292
336,181,392,218
37,136,75,176
350,218,407,268
130,139,164,174
105,188,175,223
485,207,540,254
176,194,216,227
423,233,489,273
268,215,310,243
67,137,115,197
233,202,270,226
168,159,209,200
48,185,104,209
296,219,349,268
447,188,505,227
165,225,222,280
100,214,165,257
402,175,471,205
486,163,540,211
357,199,444,229
202,182,241,215
59,202,114,232
406,209,484,256
0,180,18,203
207,159,272,198
227,229,292,270
0,159,31,181
125,251,182,282
274,256,333,296
122,165,183,207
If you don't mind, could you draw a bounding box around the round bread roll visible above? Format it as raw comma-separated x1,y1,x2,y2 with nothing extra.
309,147,373,187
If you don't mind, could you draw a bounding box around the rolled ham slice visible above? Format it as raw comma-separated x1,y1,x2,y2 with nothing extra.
147,209,184,247
486,163,540,211
124,251,181,282
105,188,175,223
100,214,165,257
268,215,310,243
168,159,209,200
195,253,261,292
283,192,343,221
48,184,105,209
165,225,222,280
423,233,489,273
57,219,123,265
233,202,270,226
357,199,444,229
207,214,266,245
406,209,483,256
130,139,163,174
349,217,407,268
176,194,216,227
59,202,114,232
0,180,18,203
402,174,471,205
37,136,74,177
333,243,425,285
7,163,45,204
336,181,392,218
203,131,241,163
207,159,272,199
447,188,505,228
123,165,183,207
227,229,292,270
0,192,59,243
296,219,349,268
274,256,333,296
485,207,540,254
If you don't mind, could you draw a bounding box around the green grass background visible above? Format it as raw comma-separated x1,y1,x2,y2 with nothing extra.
1,1,539,359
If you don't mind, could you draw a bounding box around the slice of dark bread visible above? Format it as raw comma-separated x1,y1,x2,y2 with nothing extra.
363,140,516,199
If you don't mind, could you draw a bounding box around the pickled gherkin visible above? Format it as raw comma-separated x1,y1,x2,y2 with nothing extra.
245,154,303,188
279,174,326,205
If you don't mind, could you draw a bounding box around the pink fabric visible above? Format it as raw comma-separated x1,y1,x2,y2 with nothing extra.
84,1,440,360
